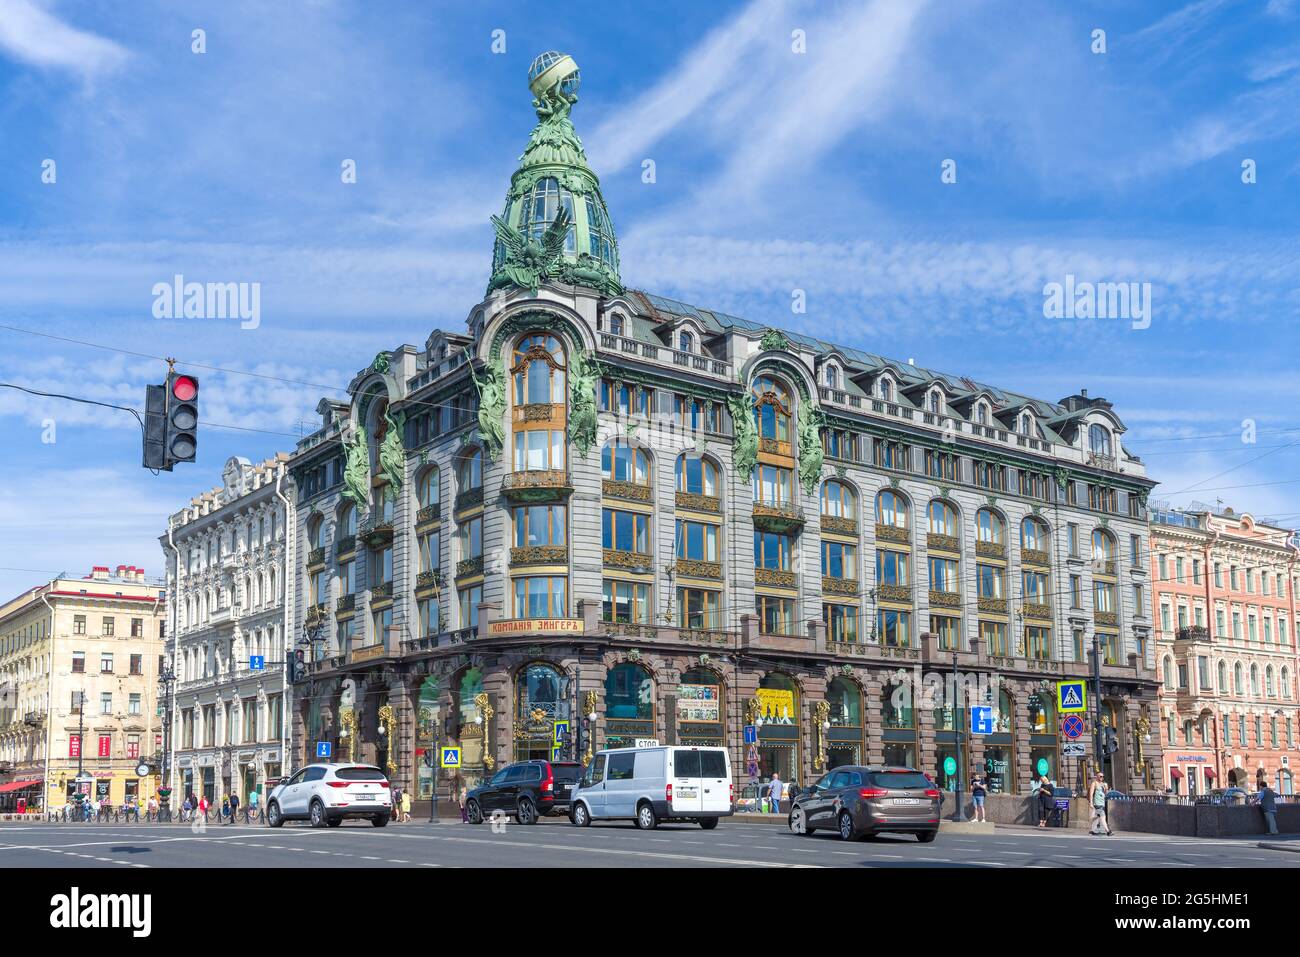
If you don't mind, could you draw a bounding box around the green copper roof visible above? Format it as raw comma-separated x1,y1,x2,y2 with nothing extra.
487,52,622,298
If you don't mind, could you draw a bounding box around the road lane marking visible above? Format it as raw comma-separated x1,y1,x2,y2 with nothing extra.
397,833,820,867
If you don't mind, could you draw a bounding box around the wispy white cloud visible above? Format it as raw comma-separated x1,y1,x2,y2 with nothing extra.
0,0,127,77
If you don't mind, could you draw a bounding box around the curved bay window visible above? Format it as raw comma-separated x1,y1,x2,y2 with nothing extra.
519,177,575,253
752,376,792,454
677,668,724,746
605,663,653,749
826,677,863,768
757,673,800,787
515,663,570,761
511,333,567,473
415,676,441,800
881,681,917,769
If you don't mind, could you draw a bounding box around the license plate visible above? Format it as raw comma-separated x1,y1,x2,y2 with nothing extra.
354,794,375,801
892,798,921,806
561,784,572,792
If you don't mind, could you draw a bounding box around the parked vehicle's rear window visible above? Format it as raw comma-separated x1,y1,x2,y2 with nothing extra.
867,772,931,790
551,763,582,783
335,767,386,781
674,750,701,777
700,751,727,778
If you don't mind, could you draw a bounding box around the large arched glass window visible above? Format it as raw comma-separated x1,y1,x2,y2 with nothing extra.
676,454,720,496
1089,423,1112,456
976,508,1005,544
519,176,575,252
826,677,861,727
605,663,653,720
339,503,356,537
1092,528,1116,564
602,441,651,485
1021,516,1048,551
752,375,792,442
822,480,857,519
512,334,567,473
584,193,617,269
512,333,566,406
415,676,441,799
928,499,957,536
417,467,440,509
876,489,909,529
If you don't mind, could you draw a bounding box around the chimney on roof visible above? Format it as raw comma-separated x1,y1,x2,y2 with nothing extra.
91,566,109,581
1081,388,1088,398
907,358,915,366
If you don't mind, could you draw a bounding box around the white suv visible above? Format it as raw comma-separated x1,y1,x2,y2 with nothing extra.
266,763,393,828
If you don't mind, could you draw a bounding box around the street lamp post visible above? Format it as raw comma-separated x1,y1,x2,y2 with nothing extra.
951,646,967,822
157,665,176,809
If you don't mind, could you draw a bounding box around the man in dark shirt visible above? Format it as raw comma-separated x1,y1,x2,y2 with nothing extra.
1258,783,1279,835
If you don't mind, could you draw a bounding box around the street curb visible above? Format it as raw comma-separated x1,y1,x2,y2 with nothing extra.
1258,842,1300,853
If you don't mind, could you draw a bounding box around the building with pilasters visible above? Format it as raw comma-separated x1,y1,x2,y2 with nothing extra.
285,51,1163,812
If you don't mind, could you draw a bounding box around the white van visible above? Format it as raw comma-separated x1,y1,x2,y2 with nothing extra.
569,745,733,829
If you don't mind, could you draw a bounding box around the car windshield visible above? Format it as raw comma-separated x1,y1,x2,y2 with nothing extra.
868,771,932,790
335,767,386,781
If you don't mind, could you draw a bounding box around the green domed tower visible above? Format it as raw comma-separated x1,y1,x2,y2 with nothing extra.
487,52,622,298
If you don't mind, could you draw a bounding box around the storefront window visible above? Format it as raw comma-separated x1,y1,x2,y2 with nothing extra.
882,682,913,729
982,746,1013,794
415,676,441,801
757,674,800,789
457,668,485,791
515,663,570,761
826,677,861,727
1028,693,1057,734
883,743,916,768
677,669,723,746
605,664,652,720
935,747,959,791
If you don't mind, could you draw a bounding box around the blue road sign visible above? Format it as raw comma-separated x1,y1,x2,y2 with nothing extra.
970,706,995,735
249,655,265,671
553,720,570,745
743,724,758,744
1062,714,1086,739
315,741,332,758
1058,680,1087,713
440,747,461,768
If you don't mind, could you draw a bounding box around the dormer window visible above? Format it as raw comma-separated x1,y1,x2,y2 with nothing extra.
1020,414,1032,435
679,331,694,354
879,378,893,402
825,366,838,389
610,315,625,337
929,391,942,414
976,404,988,425
1088,423,1112,455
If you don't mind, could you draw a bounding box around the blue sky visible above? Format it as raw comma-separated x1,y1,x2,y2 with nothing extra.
1,0,1299,598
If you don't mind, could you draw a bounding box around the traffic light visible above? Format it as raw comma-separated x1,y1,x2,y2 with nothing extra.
292,648,307,683
143,384,168,470
165,372,199,467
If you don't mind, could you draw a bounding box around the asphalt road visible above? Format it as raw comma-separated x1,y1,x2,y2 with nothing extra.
2,818,1297,868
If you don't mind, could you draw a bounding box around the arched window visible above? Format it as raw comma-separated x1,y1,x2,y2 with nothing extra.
1028,692,1057,734
676,454,719,496
308,516,327,550
339,502,357,537
1020,413,1033,435
825,366,838,389
605,663,653,720
928,499,957,536
879,378,893,402
1163,656,1174,690
826,677,861,727
1021,516,1049,551
876,489,909,530
1284,666,1292,699
881,682,913,729
1092,529,1116,563
1234,662,1244,695
456,447,482,494
1267,665,1276,697
822,480,857,520
415,676,441,799
1218,660,1227,692
417,467,440,509
602,441,651,485
976,508,1005,544
752,375,792,442
519,176,575,252
516,663,568,735
1089,423,1112,456
976,403,988,425
1251,664,1260,697
929,391,942,413
679,330,694,354
511,334,567,473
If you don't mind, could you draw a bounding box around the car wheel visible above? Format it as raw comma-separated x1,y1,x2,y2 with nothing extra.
838,810,855,841
466,800,483,825
636,802,658,830
266,802,283,828
327,816,343,828
917,830,938,844
372,813,389,828
788,807,814,835
571,802,591,827
517,799,537,825
699,817,719,830
309,799,326,829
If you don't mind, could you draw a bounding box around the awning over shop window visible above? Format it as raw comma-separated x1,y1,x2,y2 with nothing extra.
1169,767,1183,780
0,779,42,793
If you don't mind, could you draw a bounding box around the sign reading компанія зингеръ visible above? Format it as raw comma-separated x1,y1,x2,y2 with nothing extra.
487,618,584,636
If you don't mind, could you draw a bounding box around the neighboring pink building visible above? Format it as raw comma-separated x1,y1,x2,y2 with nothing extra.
1152,506,1300,795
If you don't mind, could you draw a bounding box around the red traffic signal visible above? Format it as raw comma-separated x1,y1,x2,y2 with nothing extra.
171,375,198,402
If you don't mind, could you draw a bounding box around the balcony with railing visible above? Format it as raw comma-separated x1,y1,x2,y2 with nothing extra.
1175,625,1210,643
597,332,733,379
455,487,484,513
753,503,804,534
502,469,573,503
603,549,653,571
510,545,569,567
675,557,723,580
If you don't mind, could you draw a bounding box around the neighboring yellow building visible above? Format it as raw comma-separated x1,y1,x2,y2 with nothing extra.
0,565,166,812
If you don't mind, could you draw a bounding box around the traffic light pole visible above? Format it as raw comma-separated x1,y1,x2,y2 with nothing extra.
1091,634,1104,778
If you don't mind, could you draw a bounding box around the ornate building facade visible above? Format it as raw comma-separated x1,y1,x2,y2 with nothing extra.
0,566,166,812
160,455,291,803
1151,505,1300,795
286,51,1163,809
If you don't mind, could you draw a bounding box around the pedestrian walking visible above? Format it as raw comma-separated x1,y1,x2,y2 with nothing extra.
457,776,468,823
392,785,403,823
767,773,783,813
971,774,988,823
228,791,240,825
1258,782,1280,835
199,794,210,820
1088,772,1112,835
1036,774,1055,827
401,788,412,822
248,788,259,812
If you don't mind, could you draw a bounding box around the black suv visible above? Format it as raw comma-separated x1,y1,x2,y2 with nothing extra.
788,765,941,842
465,760,583,825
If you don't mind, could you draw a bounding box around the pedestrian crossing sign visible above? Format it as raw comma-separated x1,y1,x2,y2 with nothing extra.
440,747,461,768
1057,680,1087,713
